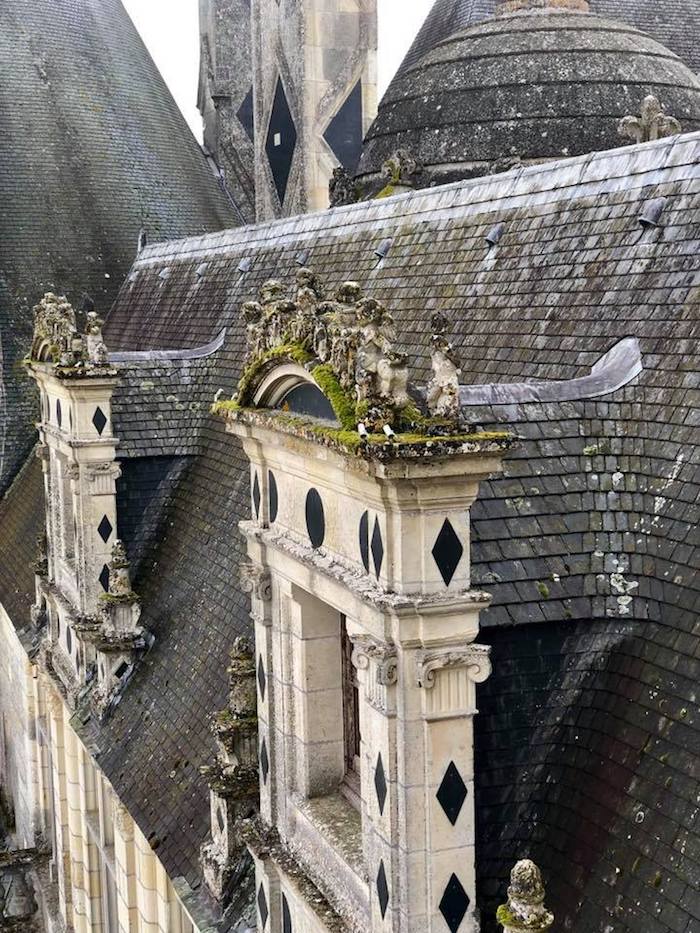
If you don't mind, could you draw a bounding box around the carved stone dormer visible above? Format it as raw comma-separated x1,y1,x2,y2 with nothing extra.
201,636,259,902
618,95,682,144
216,269,516,933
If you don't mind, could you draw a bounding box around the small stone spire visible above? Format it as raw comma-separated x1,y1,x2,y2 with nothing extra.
618,95,682,144
497,0,589,13
497,860,554,932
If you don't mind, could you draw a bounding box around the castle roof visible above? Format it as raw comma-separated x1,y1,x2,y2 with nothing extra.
397,0,700,79
356,7,700,188
1,133,698,930
0,0,238,493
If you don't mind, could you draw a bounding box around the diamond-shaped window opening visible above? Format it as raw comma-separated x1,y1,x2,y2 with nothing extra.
359,510,370,573
252,472,261,520
439,874,470,933
257,883,269,928
436,761,468,826
376,860,389,919
97,515,113,544
56,399,62,427
92,406,108,436
258,654,267,701
265,77,297,206
323,80,363,173
432,519,464,587
374,753,387,815
260,737,269,785
282,893,292,933
371,517,384,579
237,86,255,142
98,564,110,593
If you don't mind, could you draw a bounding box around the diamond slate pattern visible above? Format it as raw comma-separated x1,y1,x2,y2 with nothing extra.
257,654,266,701
377,860,389,919
257,883,268,928
260,737,269,785
56,399,62,428
374,752,387,815
432,519,464,586
97,515,113,544
323,80,363,172
92,406,107,436
269,470,278,523
439,873,470,932
436,761,468,826
371,517,384,578
359,510,370,572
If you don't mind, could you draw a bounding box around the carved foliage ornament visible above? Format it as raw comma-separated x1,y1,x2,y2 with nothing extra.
239,269,466,426
239,563,272,602
618,95,682,144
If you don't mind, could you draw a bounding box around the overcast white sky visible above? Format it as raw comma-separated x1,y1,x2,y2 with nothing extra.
122,0,434,141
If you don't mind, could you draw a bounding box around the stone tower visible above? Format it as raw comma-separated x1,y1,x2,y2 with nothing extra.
200,0,377,221
214,271,514,931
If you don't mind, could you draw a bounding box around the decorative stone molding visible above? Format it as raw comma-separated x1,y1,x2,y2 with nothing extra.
114,804,134,839
618,95,681,144
497,860,554,932
350,634,398,713
85,461,122,494
416,643,491,689
240,563,273,603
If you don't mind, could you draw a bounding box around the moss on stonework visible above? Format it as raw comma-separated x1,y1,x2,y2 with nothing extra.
497,904,517,926
235,343,314,406
309,363,356,429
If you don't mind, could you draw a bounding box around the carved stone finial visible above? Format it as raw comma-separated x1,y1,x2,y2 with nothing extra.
426,310,462,422
497,860,554,932
381,150,422,189
618,95,682,144
30,293,79,363
108,540,133,598
329,166,359,207
85,312,109,364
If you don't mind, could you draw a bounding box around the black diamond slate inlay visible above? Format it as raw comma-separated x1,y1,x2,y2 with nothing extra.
97,515,113,544
252,472,261,519
359,510,370,572
269,471,278,523
237,86,255,142
282,893,292,933
376,860,389,919
436,761,468,826
257,883,268,928
56,399,62,427
323,80,363,173
258,654,266,701
432,519,464,586
305,488,325,549
98,564,110,592
439,873,470,932
374,753,387,815
92,406,107,435
260,738,269,784
266,78,297,205
371,517,384,578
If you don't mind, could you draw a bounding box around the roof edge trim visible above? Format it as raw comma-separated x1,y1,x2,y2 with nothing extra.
109,328,227,364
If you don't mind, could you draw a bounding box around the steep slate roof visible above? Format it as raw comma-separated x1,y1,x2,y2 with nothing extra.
356,9,700,187
397,0,700,78
0,0,238,494
1,134,697,929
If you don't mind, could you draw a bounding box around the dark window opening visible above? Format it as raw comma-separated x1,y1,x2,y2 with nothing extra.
341,614,361,807
277,382,337,422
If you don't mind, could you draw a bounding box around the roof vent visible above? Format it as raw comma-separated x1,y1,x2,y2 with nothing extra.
238,257,252,274
296,250,310,266
639,197,667,229
158,267,170,281
195,262,208,280
374,238,392,260
485,222,505,246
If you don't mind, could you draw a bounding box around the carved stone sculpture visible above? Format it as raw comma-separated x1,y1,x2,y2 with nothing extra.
329,166,359,207
426,311,462,422
30,293,79,363
85,312,109,364
381,149,423,191
618,95,681,144
497,860,554,932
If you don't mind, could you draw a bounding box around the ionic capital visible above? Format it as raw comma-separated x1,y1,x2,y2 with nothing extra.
240,562,272,603
416,643,491,689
